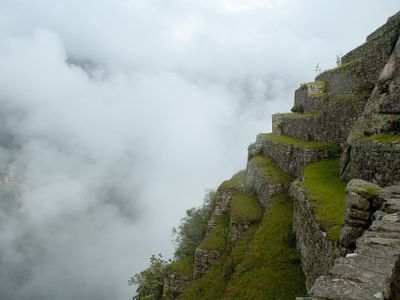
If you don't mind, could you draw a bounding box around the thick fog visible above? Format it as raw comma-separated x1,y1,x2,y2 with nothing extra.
0,1,398,299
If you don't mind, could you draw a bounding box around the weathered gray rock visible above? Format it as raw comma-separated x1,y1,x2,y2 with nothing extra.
339,180,382,254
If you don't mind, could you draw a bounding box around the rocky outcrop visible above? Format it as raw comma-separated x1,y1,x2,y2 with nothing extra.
338,179,382,255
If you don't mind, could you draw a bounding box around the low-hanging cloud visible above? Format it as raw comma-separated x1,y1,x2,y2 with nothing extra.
0,1,399,299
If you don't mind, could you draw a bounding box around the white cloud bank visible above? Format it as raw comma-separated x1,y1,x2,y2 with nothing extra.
0,1,398,299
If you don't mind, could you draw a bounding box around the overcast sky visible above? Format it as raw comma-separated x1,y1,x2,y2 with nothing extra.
0,1,399,299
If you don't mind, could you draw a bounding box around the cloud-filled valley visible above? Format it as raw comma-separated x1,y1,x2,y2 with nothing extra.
0,1,399,299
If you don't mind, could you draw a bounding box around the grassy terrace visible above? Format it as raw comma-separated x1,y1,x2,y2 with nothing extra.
223,194,307,299
300,158,347,242
169,256,193,278
258,133,338,150
220,170,246,189
198,215,230,252
329,93,370,104
231,193,263,224
278,112,323,119
250,156,293,185
179,226,258,299
363,133,400,144
320,58,362,76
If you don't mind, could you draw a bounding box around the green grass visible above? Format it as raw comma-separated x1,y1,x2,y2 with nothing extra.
178,226,258,300
198,215,230,252
300,158,347,242
308,92,327,98
258,133,338,150
249,156,293,185
363,133,400,144
169,256,194,278
329,93,370,104
231,193,263,224
323,59,362,75
221,170,246,189
223,194,307,299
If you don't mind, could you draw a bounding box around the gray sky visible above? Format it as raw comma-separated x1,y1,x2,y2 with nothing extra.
0,1,399,299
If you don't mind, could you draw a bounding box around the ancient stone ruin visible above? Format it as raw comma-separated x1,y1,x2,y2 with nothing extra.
163,11,400,300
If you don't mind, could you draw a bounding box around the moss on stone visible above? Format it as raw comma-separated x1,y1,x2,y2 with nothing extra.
169,256,194,278
363,133,400,144
250,156,293,185
231,193,263,224
223,194,307,299
330,93,370,104
258,133,338,150
300,158,347,242
198,215,230,252
220,170,246,189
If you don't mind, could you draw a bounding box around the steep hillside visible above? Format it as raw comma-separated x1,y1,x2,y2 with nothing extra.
136,11,400,300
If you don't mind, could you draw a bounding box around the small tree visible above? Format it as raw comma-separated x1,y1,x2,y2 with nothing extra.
129,254,168,300
172,190,216,259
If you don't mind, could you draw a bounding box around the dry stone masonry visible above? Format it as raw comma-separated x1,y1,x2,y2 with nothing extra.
163,11,400,300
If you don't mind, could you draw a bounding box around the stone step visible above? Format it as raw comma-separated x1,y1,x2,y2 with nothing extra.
341,137,400,187
310,275,384,300
246,155,293,208
248,133,340,177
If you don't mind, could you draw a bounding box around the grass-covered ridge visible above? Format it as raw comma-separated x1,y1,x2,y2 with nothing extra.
223,194,307,299
258,133,338,150
249,156,293,185
178,226,258,299
198,215,230,252
300,158,346,242
231,193,263,224
363,133,400,144
220,170,246,189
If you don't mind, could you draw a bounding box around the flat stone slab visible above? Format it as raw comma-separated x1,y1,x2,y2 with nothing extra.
311,275,384,300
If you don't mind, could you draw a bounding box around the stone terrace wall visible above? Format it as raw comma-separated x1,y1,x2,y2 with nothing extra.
290,181,337,290
255,137,340,177
342,11,400,84
246,157,291,208
341,140,400,187
273,95,368,145
316,60,374,99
